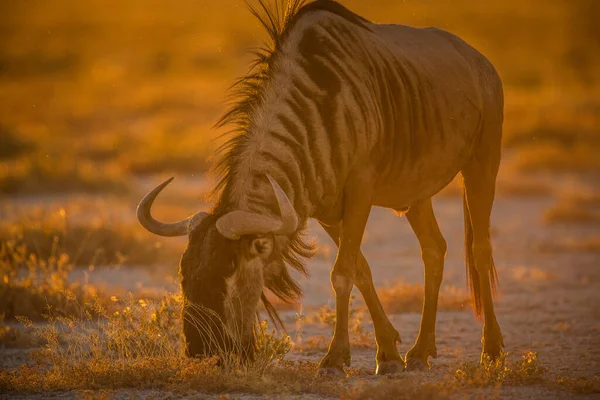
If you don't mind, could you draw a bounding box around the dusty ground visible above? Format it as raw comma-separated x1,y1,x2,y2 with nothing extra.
2,160,599,399
1,0,599,398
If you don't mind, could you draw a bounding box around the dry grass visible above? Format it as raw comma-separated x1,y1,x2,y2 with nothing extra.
497,180,553,198
511,266,556,283
0,317,35,348
378,281,469,314
503,94,600,148
502,91,600,174
0,243,346,396
454,351,547,388
298,297,375,350
0,240,102,321
0,0,598,197
1,286,589,398
1,1,599,397
539,236,600,254
566,192,600,207
0,292,357,398
121,131,215,175
0,207,179,267
436,174,555,199
0,233,169,322
544,197,600,224
453,351,600,396
513,144,600,173
0,157,131,196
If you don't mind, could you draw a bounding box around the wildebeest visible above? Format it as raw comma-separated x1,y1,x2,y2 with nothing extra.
137,0,504,375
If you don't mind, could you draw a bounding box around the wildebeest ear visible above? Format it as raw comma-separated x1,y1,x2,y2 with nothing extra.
248,235,274,260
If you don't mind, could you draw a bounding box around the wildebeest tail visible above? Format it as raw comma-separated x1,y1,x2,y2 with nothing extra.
463,187,482,320
463,186,499,321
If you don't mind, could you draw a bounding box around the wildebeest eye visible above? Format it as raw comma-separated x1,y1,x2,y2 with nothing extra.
244,234,274,260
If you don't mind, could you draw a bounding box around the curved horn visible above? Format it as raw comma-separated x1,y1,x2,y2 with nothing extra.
137,177,208,237
267,174,298,235
216,174,298,240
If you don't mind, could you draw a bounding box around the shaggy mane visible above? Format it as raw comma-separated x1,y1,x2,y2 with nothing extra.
210,0,370,203
210,0,308,194
207,0,369,329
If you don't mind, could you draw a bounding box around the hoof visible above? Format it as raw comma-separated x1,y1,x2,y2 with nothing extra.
481,341,504,363
317,367,346,378
376,360,405,375
481,349,504,364
405,357,429,371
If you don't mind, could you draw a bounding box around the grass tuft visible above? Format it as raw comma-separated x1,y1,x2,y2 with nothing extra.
0,315,35,348
378,281,469,314
539,235,600,254
513,144,600,173
0,157,130,195
454,351,547,388
543,196,600,224
0,292,319,395
300,296,375,350
0,240,100,321
0,208,178,267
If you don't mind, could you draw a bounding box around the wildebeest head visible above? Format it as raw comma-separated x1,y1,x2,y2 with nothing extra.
136,175,298,360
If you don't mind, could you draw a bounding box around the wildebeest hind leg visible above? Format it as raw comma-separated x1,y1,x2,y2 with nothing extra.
319,222,404,375
404,198,447,370
461,119,504,362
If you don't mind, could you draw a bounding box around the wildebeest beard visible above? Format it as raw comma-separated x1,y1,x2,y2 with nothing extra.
179,211,314,361
179,214,254,359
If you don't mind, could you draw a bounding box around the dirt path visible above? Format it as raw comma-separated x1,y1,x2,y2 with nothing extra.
2,170,599,399
281,190,600,397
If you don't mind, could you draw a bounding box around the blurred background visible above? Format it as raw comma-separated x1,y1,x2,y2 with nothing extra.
1,0,599,195
1,3,600,392
0,0,599,323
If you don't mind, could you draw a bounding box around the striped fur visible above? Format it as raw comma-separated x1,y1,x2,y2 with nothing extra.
210,0,502,322
212,6,498,210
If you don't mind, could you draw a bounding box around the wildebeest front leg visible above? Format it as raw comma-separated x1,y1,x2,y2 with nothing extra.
317,172,374,376
319,222,404,375
404,198,447,370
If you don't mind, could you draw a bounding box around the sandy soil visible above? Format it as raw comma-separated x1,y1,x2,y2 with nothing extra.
2,167,599,399
287,174,599,398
